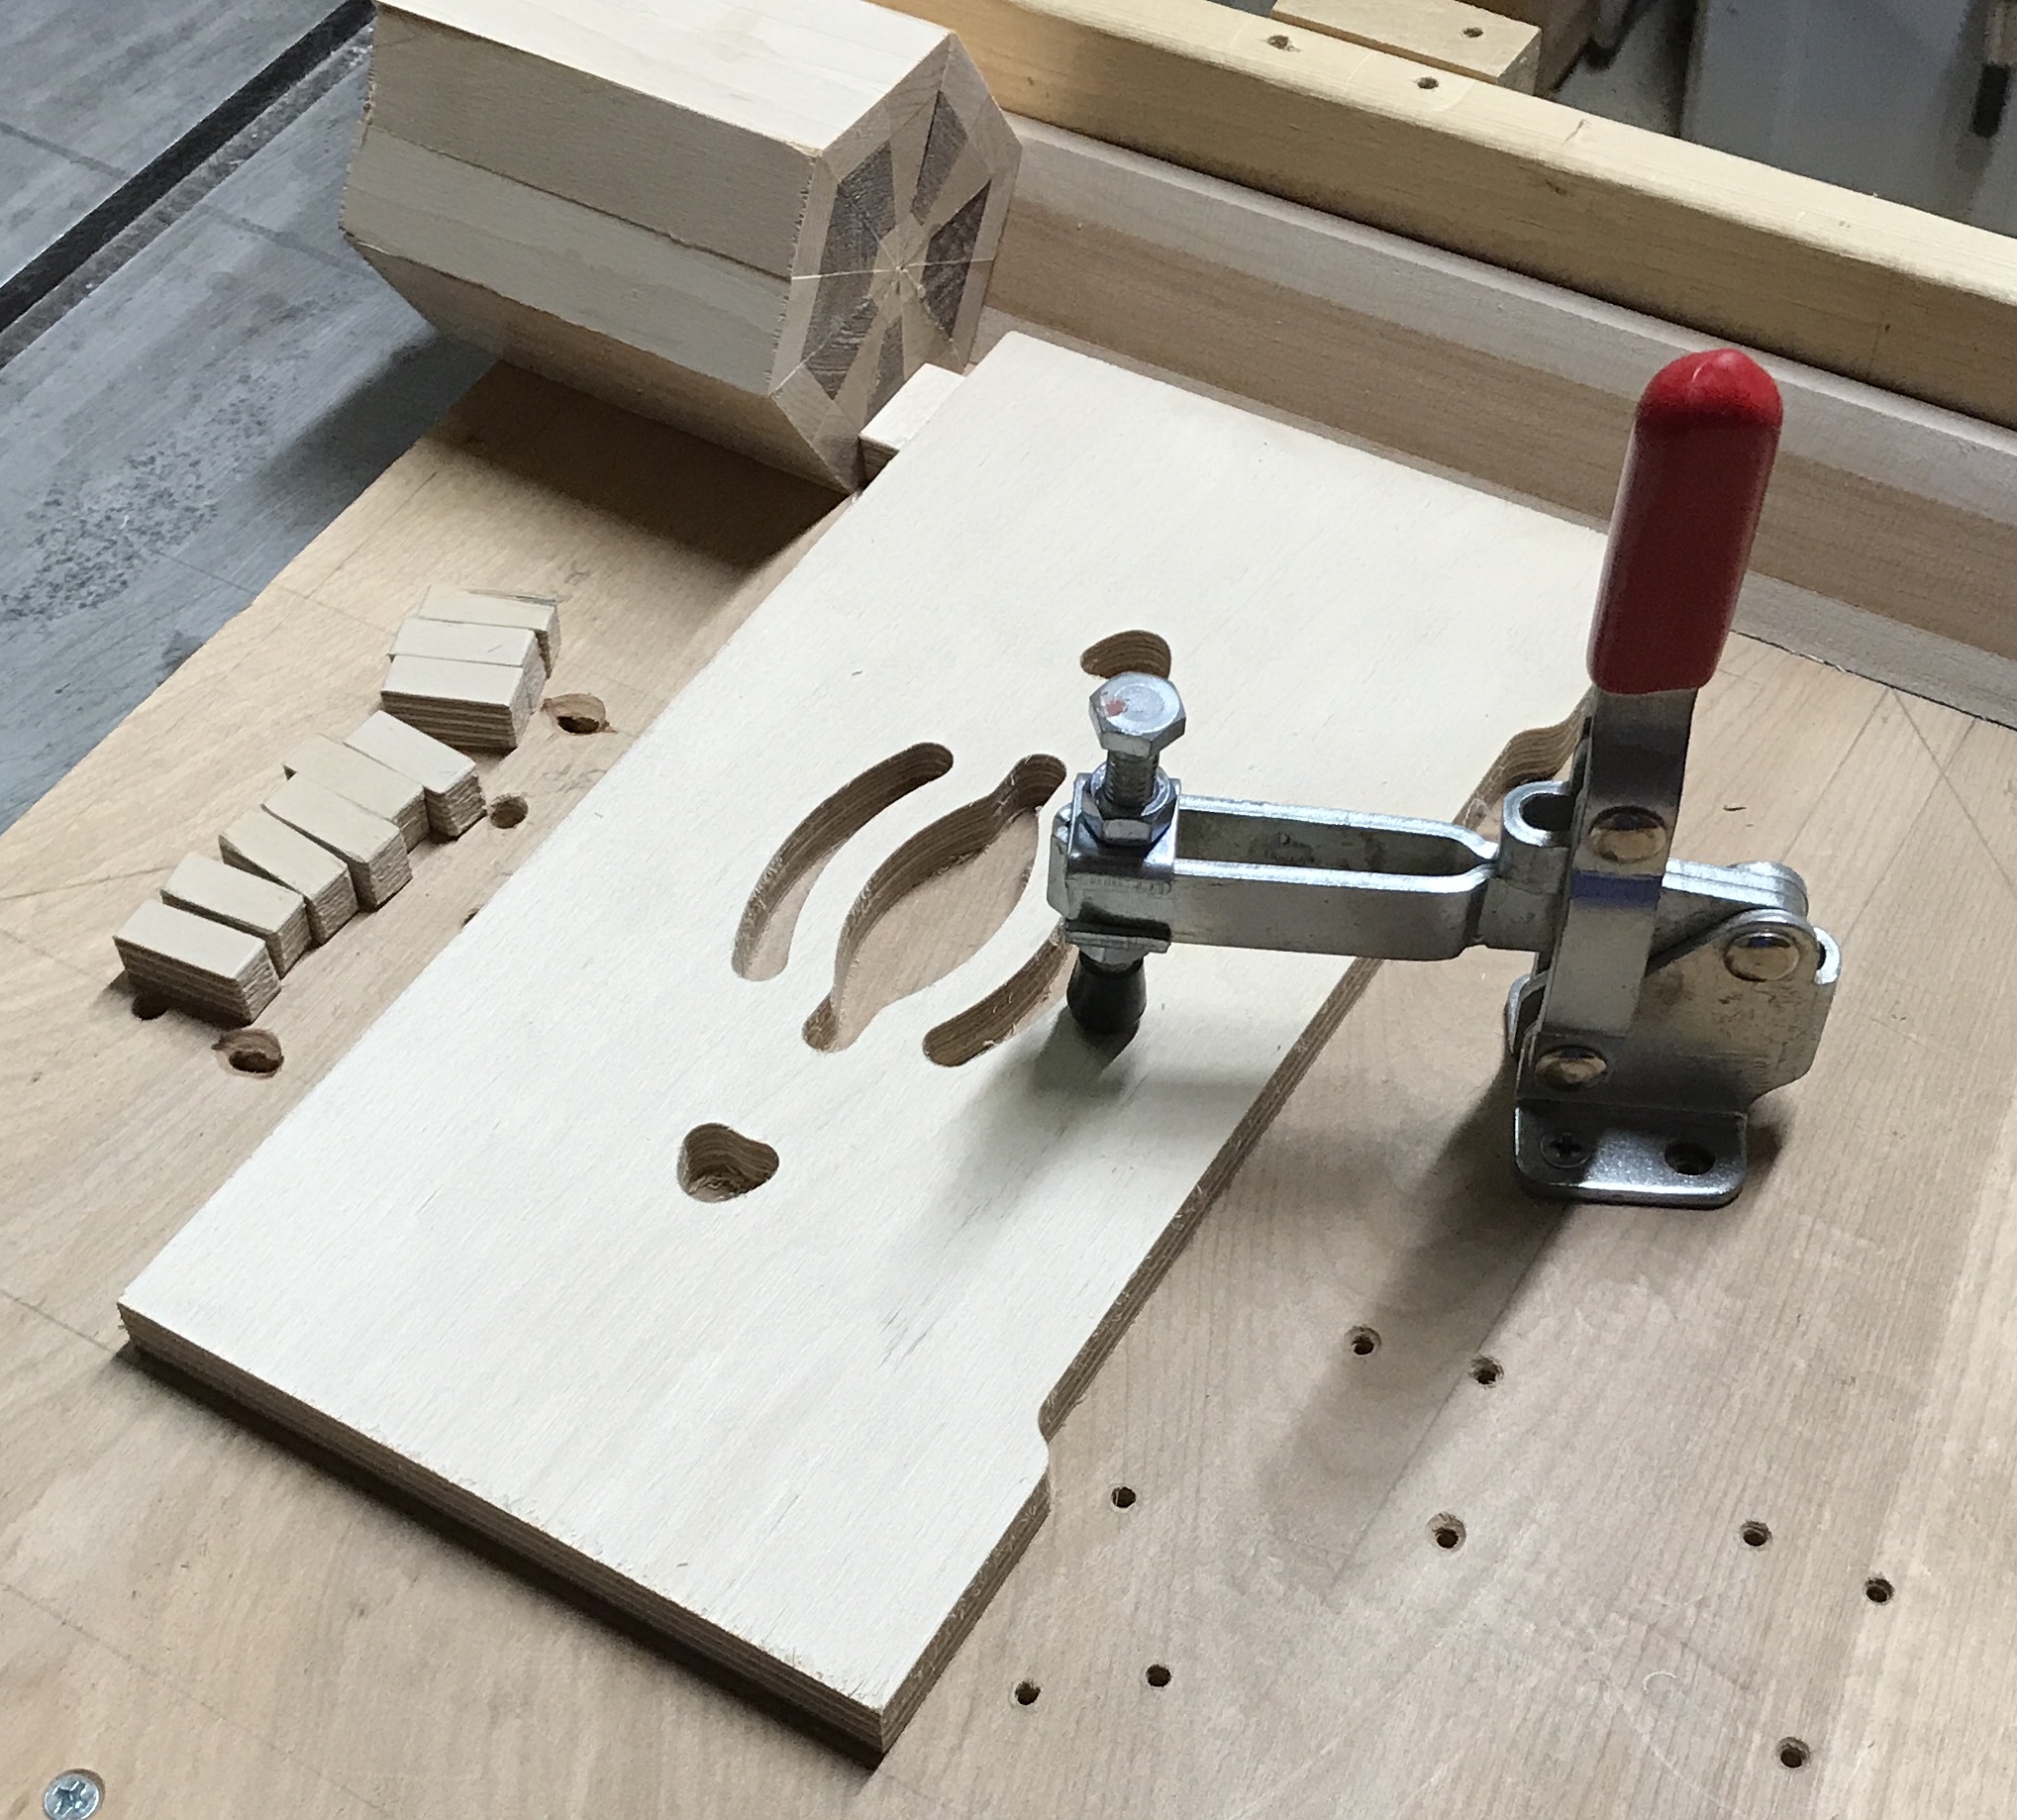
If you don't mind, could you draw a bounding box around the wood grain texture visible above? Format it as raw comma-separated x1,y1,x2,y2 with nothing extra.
986,119,2017,718
1268,0,1541,89
883,0,2017,425
0,357,2007,1814
349,0,1020,487
118,334,1600,1754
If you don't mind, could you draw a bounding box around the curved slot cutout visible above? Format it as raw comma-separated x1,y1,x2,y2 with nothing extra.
678,1124,779,1201
924,926,1072,1066
805,755,1067,1054
734,743,953,981
1080,630,1171,680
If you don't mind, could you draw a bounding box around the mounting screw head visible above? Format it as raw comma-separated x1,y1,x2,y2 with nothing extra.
1724,928,1803,982
44,1773,103,1820
1534,1044,1608,1091
1586,806,1668,865
1088,673,1185,761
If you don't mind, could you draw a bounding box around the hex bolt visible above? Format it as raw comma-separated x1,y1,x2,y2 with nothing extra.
1089,672,1185,816
1586,805,1669,865
1725,928,1803,982
44,1773,103,1820
1534,1044,1608,1091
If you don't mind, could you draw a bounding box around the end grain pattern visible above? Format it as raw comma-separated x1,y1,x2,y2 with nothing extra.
119,335,1600,1754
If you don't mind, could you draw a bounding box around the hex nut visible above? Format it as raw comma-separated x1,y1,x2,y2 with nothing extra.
1586,806,1668,865
1089,673,1185,760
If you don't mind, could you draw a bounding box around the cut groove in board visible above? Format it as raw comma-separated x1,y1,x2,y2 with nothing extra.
119,334,1603,1756
923,927,1073,1066
1079,629,1172,680
801,753,1067,1054
734,742,955,981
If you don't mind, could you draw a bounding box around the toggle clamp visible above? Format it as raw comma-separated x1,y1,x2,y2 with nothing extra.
1049,351,1841,1209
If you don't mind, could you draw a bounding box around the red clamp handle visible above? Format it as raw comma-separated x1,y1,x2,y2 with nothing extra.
1586,350,1782,695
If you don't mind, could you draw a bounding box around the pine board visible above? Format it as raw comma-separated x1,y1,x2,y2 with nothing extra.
117,333,1600,1752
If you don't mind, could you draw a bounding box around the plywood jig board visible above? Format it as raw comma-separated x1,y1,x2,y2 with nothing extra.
120,335,1603,1754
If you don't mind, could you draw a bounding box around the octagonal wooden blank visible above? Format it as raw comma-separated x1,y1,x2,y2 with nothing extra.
344,0,1019,488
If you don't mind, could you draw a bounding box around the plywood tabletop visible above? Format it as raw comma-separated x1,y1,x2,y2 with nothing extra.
1,360,2009,1819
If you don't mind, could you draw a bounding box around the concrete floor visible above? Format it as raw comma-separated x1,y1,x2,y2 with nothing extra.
0,9,489,833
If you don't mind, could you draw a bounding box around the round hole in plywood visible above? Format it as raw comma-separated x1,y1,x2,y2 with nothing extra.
1430,1514,1465,1551
1110,1485,1137,1509
1079,631,1171,680
131,992,168,1021
546,692,608,734
488,794,529,829
1864,1575,1894,1603
678,1124,778,1201
1013,1680,1041,1706
1777,1737,1810,1769
1740,1519,1771,1548
1264,32,1293,50
215,1029,283,1075
1418,74,1440,89
1348,1326,1380,1357
1145,1663,1172,1687
1469,1356,1502,1385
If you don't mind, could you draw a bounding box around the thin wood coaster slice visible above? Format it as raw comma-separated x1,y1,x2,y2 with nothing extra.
381,653,544,754
389,616,545,682
219,808,358,945
345,710,486,839
160,855,312,975
283,735,429,852
344,0,1019,488
115,900,280,1025
417,585,560,671
121,335,1601,1756
262,776,413,910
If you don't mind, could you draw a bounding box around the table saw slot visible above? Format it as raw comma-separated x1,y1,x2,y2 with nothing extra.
734,742,955,982
802,754,1066,1054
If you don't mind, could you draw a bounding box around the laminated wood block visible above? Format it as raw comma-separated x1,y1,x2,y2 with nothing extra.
121,335,1602,1756
344,0,1020,489
219,809,359,945
114,901,280,1026
389,616,545,682
381,653,544,754
160,856,312,975
417,585,560,670
262,777,413,911
282,736,429,851
345,710,486,840
858,359,963,478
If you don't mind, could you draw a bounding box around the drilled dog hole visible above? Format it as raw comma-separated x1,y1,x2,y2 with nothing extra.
924,929,1072,1066
1430,1514,1465,1551
1469,1356,1502,1385
677,1124,778,1201
214,1029,283,1075
1264,32,1293,49
735,743,953,982
545,691,608,734
1417,74,1440,89
805,755,1067,1054
1145,1663,1172,1688
1463,22,1483,34
1740,1519,1772,1548
1348,1326,1380,1357
1864,1575,1894,1603
1111,1485,1137,1509
1080,630,1172,680
1777,1738,1810,1769
488,794,529,829
131,991,168,1021
1013,1680,1041,1706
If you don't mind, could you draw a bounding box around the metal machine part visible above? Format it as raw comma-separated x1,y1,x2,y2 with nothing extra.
1049,350,1839,1209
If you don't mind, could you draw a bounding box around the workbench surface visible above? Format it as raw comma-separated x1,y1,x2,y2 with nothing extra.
2,365,2010,1819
